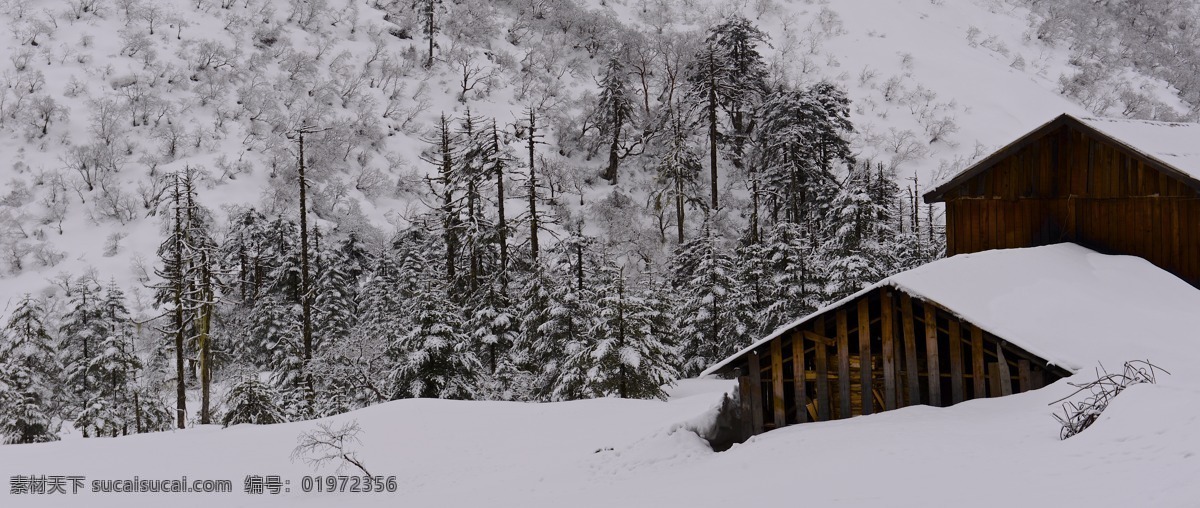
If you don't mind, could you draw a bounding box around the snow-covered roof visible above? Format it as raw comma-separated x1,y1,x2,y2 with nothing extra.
1077,116,1200,180
702,243,1200,377
925,113,1200,202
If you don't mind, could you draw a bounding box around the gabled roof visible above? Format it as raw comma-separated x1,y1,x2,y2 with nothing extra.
702,243,1200,377
923,113,1200,203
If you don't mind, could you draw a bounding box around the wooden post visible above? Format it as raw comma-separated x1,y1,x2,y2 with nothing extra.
996,344,1012,396
989,363,1001,397
1030,367,1044,390
815,324,831,422
881,290,897,411
1017,359,1032,393
837,309,851,419
737,374,753,437
748,351,764,434
970,324,986,399
858,298,873,416
771,340,786,428
949,320,964,404
900,294,920,405
924,302,942,406
792,334,808,424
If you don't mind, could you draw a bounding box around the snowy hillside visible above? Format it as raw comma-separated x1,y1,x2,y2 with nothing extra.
0,0,1185,305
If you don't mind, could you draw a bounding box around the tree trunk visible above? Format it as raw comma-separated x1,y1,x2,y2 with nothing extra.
172,180,186,430
495,123,509,278
605,119,622,184
707,51,719,211
298,130,315,416
425,1,435,68
440,117,457,282
527,109,540,264
675,178,685,244
198,252,212,425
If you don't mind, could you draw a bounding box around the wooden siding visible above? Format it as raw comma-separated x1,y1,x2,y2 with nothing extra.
725,287,1068,436
939,124,1200,285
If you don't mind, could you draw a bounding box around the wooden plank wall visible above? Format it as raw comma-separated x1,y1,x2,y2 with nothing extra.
734,288,1067,436
941,124,1200,286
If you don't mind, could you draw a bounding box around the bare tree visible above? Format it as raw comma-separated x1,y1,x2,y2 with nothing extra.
140,1,163,35
291,420,371,475
448,46,496,102
25,95,66,138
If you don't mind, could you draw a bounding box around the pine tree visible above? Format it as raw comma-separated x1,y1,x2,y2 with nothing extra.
570,265,677,400
421,114,465,290
0,295,59,443
654,105,703,244
315,253,403,409
521,107,547,264
760,221,825,331
597,56,634,184
670,218,753,376
685,14,769,210
73,282,141,437
389,274,481,400
221,208,271,305
222,378,286,427
522,232,597,401
313,235,363,354
152,174,190,429
0,363,57,443
707,14,769,172
755,82,852,226
59,276,108,426
513,263,553,399
468,275,520,396
180,169,221,425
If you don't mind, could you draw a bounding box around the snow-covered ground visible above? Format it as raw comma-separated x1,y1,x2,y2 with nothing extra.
2,372,1197,507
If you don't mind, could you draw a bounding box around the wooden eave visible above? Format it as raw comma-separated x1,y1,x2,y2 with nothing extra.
922,113,1200,203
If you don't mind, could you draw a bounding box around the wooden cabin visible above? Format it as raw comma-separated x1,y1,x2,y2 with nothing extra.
701,246,1076,441
703,241,1200,441
923,113,1200,286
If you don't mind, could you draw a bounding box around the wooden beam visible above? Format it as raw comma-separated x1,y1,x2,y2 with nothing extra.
771,339,786,428
970,324,986,399
996,343,1013,396
881,290,897,411
924,302,942,406
1017,359,1032,393
949,319,964,404
858,298,872,416
792,333,807,424
815,324,831,422
802,330,835,347
837,309,851,419
748,351,764,434
900,294,921,406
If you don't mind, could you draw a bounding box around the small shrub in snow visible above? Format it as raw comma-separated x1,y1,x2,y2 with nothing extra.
966,25,981,47
1051,360,1169,440
103,232,125,257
